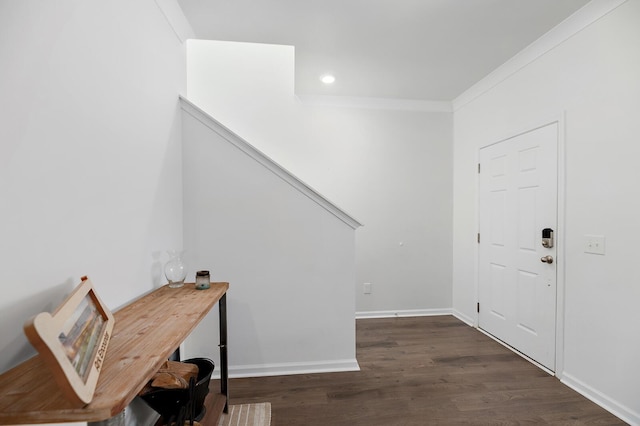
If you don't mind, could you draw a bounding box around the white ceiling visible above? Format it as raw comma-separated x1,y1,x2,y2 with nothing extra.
177,0,590,101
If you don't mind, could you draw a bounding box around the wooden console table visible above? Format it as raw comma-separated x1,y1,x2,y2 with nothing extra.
0,282,229,425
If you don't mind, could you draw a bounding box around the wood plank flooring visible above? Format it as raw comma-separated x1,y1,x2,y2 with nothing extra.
219,316,626,425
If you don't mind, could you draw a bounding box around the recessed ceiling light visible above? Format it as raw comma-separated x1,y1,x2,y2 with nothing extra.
320,74,336,84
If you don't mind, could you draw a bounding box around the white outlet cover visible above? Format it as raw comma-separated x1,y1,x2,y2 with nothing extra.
584,235,606,255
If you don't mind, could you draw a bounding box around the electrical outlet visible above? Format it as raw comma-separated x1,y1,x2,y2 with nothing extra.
363,282,372,294
584,235,605,255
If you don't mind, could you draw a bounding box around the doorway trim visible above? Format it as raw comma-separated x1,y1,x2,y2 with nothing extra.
475,111,566,378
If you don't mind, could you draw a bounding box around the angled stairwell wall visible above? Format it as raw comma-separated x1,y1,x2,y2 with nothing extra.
180,98,361,377
186,40,454,319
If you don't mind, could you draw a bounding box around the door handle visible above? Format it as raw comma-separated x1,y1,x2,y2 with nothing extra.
540,255,554,264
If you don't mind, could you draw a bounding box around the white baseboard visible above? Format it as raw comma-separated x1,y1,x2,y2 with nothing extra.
212,358,360,379
356,308,452,319
451,309,475,327
477,328,554,376
561,372,640,425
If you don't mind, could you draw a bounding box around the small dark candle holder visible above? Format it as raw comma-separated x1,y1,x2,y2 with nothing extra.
195,270,210,290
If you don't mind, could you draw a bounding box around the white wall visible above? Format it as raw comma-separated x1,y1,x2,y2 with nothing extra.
0,0,189,423
452,1,640,423
186,40,453,316
180,100,359,376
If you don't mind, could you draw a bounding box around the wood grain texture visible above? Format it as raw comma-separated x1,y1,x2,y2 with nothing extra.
22,277,114,405
223,316,625,425
148,361,199,390
0,282,228,424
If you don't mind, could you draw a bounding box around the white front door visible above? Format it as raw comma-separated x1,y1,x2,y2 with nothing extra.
478,123,558,371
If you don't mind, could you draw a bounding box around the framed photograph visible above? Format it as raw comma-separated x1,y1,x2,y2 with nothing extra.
23,276,115,405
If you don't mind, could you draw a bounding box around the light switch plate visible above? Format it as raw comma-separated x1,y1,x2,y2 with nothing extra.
584,235,605,255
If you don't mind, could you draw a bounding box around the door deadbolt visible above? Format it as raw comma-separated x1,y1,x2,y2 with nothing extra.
542,228,554,248
540,255,554,264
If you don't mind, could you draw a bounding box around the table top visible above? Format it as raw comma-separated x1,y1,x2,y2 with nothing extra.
0,282,228,424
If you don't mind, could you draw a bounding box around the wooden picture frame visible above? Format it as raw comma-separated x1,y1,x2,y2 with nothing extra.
23,276,115,405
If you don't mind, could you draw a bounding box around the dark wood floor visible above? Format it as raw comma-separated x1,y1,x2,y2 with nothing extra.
221,316,626,425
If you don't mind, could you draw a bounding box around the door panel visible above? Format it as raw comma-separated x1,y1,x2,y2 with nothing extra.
479,123,558,370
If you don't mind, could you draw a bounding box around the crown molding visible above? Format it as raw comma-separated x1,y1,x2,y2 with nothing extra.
296,94,452,113
561,372,640,425
453,0,629,111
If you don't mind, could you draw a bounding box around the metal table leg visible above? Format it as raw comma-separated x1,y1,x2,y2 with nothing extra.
219,293,228,413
